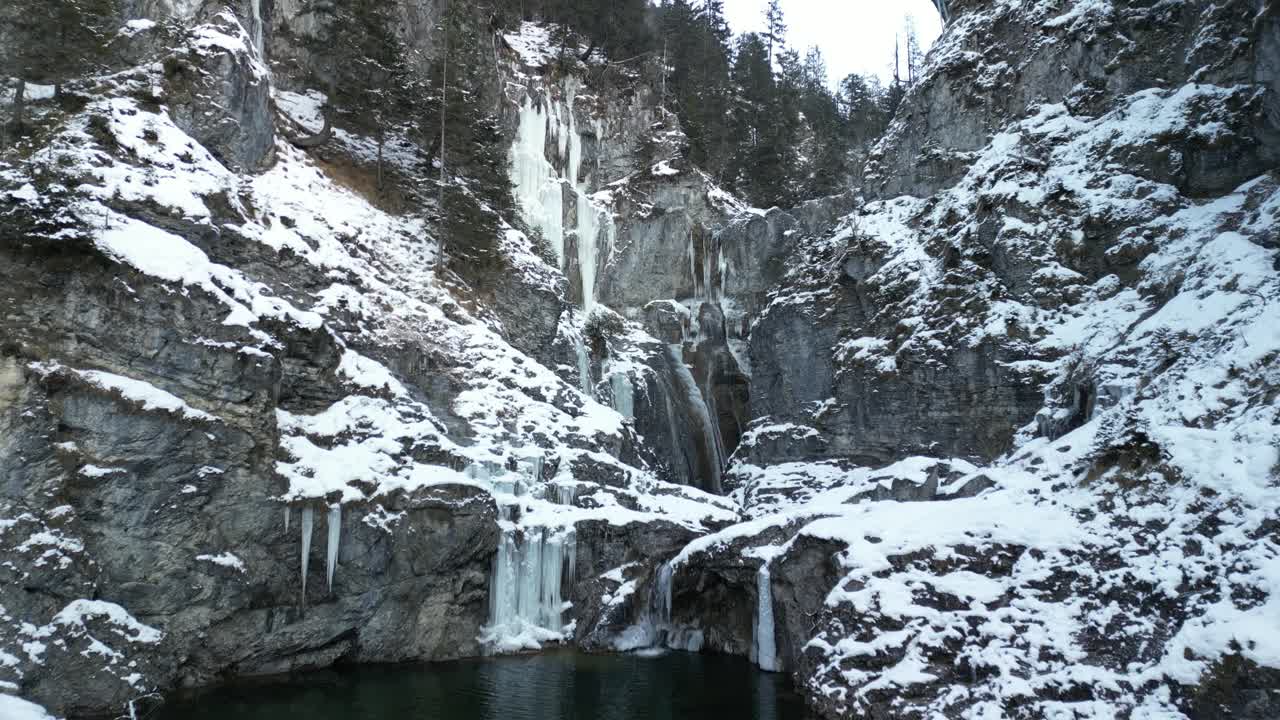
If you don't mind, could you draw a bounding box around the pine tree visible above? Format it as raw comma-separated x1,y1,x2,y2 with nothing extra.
838,72,887,144
904,14,923,85
653,0,732,178
0,0,119,137
693,0,733,179
795,48,845,198
726,33,783,206
433,1,515,280
763,0,786,67
304,0,419,187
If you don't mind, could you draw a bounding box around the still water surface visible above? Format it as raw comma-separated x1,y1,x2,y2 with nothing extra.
155,650,812,720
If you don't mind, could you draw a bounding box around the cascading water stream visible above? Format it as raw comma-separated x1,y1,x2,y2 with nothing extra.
665,343,724,493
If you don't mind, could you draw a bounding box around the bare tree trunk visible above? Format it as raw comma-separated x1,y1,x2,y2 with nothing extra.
376,125,385,190
13,79,26,130
436,1,449,272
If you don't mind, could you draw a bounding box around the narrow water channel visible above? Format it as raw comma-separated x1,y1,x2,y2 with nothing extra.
154,650,814,720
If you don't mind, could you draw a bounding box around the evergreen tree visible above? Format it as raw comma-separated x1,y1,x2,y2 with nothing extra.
652,0,732,178
763,0,786,66
692,0,734,179
0,0,119,137
904,14,923,84
795,48,846,198
304,0,419,187
433,1,515,279
726,33,784,206
838,72,887,143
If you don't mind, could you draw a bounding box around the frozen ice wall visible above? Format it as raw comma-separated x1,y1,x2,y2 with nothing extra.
508,83,615,313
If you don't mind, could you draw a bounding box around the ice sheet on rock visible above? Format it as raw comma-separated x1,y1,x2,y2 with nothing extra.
337,349,409,397
275,90,327,133
82,204,322,333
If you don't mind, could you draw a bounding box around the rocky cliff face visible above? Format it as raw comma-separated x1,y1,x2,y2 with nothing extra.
0,5,736,714
709,1,1280,718
2,1,1278,719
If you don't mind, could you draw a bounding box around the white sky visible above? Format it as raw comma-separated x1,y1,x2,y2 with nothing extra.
721,0,943,86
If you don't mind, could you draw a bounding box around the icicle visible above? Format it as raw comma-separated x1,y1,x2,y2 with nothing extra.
300,506,314,602
520,455,544,495
283,505,290,534
539,529,563,629
554,484,576,507
755,564,778,672
326,504,341,593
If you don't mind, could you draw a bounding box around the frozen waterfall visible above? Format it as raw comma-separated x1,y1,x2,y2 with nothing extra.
511,96,566,266
484,524,578,652
575,338,593,395
509,86,616,397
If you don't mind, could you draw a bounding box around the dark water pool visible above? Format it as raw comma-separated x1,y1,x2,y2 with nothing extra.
154,650,813,720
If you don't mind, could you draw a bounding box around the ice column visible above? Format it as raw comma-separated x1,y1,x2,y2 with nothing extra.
755,564,778,672
283,505,290,533
300,506,314,601
610,372,635,419
326,504,341,593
